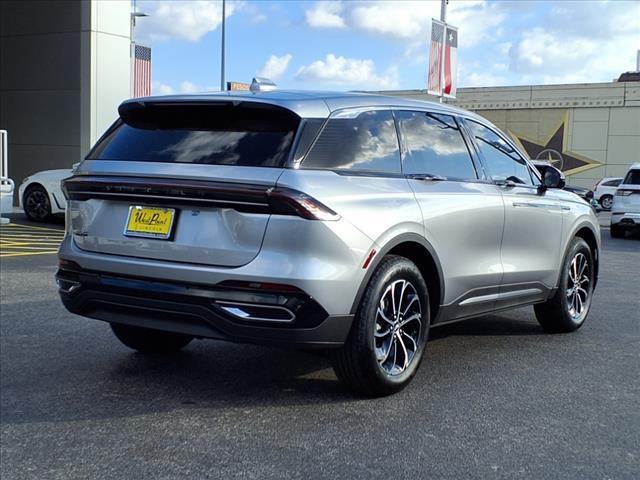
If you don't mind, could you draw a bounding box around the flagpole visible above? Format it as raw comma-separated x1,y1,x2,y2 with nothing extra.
439,0,447,103
220,0,226,91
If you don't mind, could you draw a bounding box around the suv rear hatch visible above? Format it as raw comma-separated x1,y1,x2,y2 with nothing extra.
615,168,640,214
65,100,301,267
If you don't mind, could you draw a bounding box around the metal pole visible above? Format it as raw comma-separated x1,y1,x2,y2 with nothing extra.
220,0,226,91
439,0,447,103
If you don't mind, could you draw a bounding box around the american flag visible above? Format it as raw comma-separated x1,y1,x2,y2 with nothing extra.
427,20,445,96
133,44,151,97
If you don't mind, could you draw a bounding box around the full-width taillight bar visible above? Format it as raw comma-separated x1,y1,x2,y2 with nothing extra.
62,176,340,221
266,187,340,221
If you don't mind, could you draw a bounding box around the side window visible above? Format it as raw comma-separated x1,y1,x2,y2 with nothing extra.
302,110,401,173
467,120,533,185
396,111,477,180
604,179,622,187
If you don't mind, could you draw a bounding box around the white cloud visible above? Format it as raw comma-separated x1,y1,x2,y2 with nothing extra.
257,54,293,80
305,2,346,29
296,54,399,89
508,25,638,85
179,81,202,93
152,81,174,95
135,0,242,43
504,2,640,85
152,80,215,95
347,0,502,47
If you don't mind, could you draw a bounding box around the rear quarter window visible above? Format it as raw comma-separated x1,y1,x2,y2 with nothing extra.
623,170,640,185
301,110,401,174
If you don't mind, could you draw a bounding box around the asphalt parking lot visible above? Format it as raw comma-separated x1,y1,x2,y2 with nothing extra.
1,215,638,479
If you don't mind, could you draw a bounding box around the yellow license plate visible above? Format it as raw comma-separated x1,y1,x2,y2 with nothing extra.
124,206,176,239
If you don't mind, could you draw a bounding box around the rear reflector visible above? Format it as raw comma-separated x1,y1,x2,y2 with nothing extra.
217,280,303,293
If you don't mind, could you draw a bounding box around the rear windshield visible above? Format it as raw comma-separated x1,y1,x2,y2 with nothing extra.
623,169,640,185
87,102,299,167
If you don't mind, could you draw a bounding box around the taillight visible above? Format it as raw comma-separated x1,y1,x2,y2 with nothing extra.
266,187,340,221
616,189,633,196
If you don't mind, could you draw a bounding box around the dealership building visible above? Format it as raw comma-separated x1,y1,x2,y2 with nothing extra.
0,0,131,201
1,0,639,204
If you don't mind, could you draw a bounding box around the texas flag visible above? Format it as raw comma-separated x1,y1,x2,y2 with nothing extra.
427,19,458,98
443,26,458,97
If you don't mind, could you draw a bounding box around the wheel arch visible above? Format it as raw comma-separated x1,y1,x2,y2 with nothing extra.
349,233,444,323
22,181,48,204
574,225,599,288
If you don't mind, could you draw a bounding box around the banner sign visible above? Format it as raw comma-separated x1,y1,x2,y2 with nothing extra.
427,19,458,98
227,81,251,91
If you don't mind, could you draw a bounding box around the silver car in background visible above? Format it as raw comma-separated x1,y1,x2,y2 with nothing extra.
57,91,600,396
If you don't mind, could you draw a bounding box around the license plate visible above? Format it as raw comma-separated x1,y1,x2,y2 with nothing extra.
124,206,176,239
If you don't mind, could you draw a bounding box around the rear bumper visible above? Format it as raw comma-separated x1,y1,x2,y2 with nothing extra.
57,267,353,348
611,212,640,229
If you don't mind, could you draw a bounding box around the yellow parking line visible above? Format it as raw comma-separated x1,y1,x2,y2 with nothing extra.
0,250,59,258
0,223,65,257
1,223,64,233
0,238,64,241
1,245,61,250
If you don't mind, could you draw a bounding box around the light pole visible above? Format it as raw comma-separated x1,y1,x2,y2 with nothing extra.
220,0,226,91
439,0,448,103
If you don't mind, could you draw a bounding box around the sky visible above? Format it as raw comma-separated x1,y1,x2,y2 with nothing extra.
132,0,640,95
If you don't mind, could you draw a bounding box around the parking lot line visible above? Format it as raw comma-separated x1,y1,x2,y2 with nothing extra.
0,223,65,257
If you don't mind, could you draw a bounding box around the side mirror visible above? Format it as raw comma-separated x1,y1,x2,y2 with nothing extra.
542,166,565,190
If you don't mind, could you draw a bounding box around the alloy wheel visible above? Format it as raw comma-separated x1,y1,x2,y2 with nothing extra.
374,279,422,376
25,189,50,221
566,252,590,322
600,196,613,210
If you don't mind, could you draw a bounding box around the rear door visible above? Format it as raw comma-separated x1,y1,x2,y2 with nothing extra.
66,101,301,267
395,110,505,319
464,119,563,303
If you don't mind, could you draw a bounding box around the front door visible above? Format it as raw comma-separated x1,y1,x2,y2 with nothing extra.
464,119,563,307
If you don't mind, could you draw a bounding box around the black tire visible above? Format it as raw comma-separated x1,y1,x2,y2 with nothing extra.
534,237,594,333
23,185,52,222
329,255,430,397
599,194,613,210
110,323,193,354
610,224,626,238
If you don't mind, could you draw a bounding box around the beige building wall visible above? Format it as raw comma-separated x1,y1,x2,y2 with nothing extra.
381,82,640,188
0,0,130,202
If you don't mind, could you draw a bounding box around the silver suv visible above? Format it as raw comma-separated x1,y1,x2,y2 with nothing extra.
58,91,600,396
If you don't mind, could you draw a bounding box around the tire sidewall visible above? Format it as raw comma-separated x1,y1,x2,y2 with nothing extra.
358,258,430,390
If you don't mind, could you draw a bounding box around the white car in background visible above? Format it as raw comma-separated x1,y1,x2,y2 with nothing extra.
593,177,623,210
18,168,73,222
610,163,640,238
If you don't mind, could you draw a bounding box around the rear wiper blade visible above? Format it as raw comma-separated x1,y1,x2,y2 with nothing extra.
409,173,446,182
